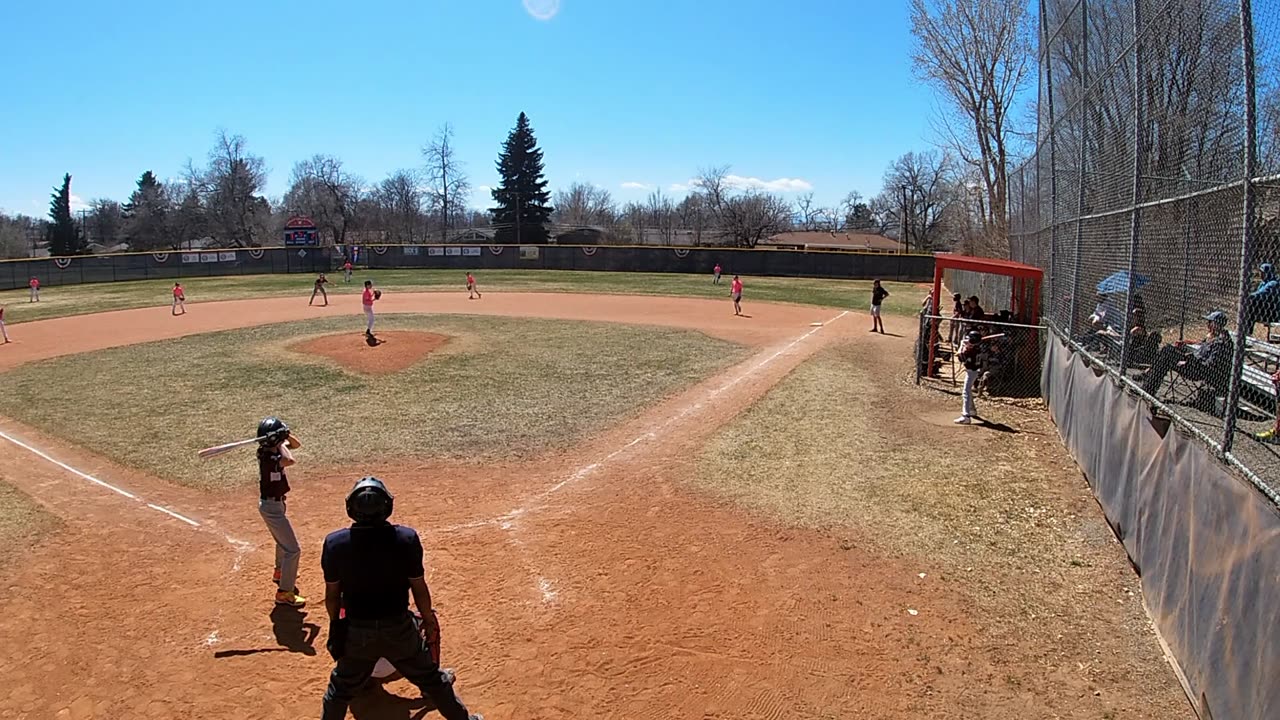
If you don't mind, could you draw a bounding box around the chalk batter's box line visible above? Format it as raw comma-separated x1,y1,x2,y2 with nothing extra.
0,425,207,532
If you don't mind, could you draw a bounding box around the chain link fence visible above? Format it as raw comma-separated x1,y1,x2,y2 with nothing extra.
1010,0,1280,501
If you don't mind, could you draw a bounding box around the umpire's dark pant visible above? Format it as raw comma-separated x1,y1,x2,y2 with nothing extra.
321,612,472,720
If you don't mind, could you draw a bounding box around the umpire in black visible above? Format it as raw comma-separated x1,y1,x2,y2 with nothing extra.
320,476,482,720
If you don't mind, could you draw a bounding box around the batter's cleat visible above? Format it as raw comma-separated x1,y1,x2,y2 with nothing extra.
954,416,973,425
272,568,281,584
1256,429,1279,443
275,590,307,607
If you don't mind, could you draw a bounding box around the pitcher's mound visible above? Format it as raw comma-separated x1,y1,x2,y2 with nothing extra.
290,331,449,375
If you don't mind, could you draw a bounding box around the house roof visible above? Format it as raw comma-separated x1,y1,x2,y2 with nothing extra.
765,231,905,252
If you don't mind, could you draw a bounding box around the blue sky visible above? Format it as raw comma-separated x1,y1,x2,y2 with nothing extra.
0,0,941,216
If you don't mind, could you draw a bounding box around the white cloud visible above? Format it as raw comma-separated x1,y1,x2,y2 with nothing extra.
620,182,651,191
724,175,813,192
522,0,561,21
664,175,814,196
69,194,90,212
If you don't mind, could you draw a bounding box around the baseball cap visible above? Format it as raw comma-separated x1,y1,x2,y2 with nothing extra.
1204,310,1228,325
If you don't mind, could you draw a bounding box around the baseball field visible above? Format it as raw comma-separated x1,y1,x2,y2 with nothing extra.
0,271,1188,719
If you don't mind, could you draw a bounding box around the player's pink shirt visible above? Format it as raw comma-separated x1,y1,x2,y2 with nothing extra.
344,262,352,270
173,285,183,298
29,279,38,289
362,288,374,306
466,274,475,284
731,278,743,294
714,265,722,273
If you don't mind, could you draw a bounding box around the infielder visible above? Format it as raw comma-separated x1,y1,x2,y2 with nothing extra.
362,280,380,337
731,275,743,316
466,272,481,300
713,264,722,284
257,416,307,608
311,273,330,306
172,283,186,316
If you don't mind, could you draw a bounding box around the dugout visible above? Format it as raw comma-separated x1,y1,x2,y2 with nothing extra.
924,254,1044,395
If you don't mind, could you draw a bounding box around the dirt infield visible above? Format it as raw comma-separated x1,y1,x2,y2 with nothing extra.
0,292,1183,719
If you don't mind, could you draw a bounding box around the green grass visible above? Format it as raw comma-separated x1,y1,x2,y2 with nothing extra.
0,270,926,323
0,482,59,565
0,314,747,490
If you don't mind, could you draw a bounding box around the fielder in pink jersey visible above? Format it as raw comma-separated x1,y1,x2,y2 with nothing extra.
0,304,9,343
730,275,743,316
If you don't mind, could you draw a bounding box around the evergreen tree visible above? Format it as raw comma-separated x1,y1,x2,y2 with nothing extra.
122,170,171,250
490,112,554,244
46,173,85,256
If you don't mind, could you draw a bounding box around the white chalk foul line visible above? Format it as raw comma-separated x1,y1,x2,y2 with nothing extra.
0,428,202,528
435,310,848,534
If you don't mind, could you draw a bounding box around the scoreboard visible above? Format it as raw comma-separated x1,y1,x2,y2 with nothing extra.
284,216,320,246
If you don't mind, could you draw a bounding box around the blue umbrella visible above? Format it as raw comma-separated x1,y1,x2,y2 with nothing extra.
1096,271,1150,295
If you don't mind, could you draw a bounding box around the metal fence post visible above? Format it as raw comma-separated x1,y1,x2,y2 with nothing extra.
1119,0,1144,372
1038,0,1058,329
1070,0,1089,335
1224,0,1259,453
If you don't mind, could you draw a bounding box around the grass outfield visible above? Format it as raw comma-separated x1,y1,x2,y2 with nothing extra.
0,481,59,565
0,314,746,490
0,270,926,323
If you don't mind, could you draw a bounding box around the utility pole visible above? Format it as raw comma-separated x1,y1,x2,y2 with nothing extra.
899,184,910,252
515,190,521,245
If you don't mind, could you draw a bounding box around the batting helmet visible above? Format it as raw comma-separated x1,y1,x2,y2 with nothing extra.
346,476,394,525
966,330,983,344
257,416,289,447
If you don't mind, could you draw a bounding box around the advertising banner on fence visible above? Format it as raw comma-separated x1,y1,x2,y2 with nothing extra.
520,246,539,260
403,246,420,256
218,252,237,262
182,253,200,264
462,247,481,256
428,247,444,256
446,247,461,256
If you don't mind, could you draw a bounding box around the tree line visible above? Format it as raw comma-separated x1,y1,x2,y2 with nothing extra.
3,74,1045,261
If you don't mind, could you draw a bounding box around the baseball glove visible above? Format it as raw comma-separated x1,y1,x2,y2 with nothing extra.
373,289,382,300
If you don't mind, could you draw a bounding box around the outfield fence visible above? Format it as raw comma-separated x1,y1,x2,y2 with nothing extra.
0,245,935,292
1006,1,1280,718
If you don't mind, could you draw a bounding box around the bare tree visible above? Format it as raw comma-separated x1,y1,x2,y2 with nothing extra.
285,155,363,245
794,192,822,231
85,199,124,247
910,0,1031,252
552,182,617,227
374,170,424,244
202,130,270,246
422,123,470,242
646,188,677,244
0,212,43,258
693,165,792,247
874,150,960,252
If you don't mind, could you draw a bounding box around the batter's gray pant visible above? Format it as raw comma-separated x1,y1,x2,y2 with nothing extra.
259,498,300,592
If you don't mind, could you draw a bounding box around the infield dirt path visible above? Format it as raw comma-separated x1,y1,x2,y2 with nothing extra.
0,293,1181,719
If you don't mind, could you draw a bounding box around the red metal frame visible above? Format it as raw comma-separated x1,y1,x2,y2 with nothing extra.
927,254,1044,377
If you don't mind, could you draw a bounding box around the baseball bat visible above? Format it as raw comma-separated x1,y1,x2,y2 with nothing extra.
981,333,1007,341
197,436,264,459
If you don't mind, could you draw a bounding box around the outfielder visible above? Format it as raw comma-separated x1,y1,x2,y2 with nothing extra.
29,277,39,303
257,416,307,608
731,275,744,316
362,281,381,337
320,477,482,720
343,260,353,283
